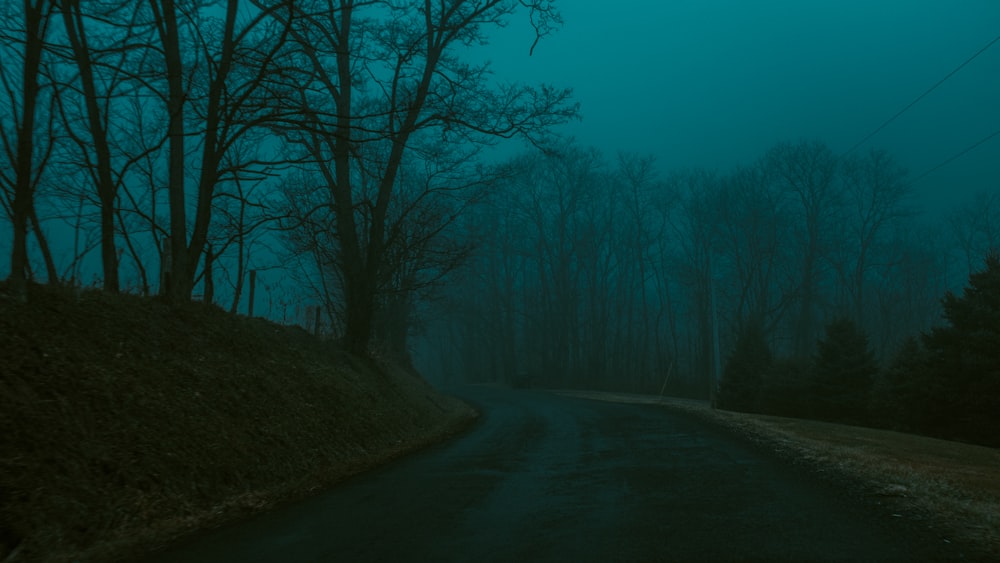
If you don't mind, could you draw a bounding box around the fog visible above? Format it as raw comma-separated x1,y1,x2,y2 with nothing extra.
473,0,999,212
1,1,998,390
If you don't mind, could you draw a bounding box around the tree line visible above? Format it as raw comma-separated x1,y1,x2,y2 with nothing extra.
416,139,998,425
1,0,577,355
718,253,1000,447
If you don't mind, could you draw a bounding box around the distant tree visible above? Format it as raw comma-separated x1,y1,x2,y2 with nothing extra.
716,320,772,412
833,150,911,327
949,190,1000,277
921,250,1000,446
811,317,878,424
763,140,840,358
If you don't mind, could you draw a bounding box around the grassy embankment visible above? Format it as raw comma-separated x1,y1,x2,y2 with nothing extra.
0,283,477,562
559,390,1000,558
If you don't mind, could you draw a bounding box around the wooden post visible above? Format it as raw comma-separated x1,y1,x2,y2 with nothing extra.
160,237,172,296
203,244,214,304
248,269,257,317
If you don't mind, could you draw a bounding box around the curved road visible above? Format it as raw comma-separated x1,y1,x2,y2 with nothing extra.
149,386,960,562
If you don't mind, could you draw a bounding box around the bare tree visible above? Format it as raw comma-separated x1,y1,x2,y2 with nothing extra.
714,164,795,335
0,0,59,297
144,0,294,301
836,149,912,326
763,140,840,356
949,189,1000,276
278,0,577,355
51,0,149,292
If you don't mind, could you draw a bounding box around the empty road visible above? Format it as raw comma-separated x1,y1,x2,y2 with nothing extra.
148,386,962,562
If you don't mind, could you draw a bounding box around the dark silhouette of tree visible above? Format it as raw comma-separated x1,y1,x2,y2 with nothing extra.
756,357,812,419
949,190,1000,277
763,140,840,358
869,337,938,432
921,250,1000,445
811,317,878,424
1,0,58,298
54,0,127,293
716,320,772,413
145,0,294,302
276,0,577,355
834,150,912,328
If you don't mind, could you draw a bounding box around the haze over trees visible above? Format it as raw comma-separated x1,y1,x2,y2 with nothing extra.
1,1,997,444
419,140,949,387
411,137,997,445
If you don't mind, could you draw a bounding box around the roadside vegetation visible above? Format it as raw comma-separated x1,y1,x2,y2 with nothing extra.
717,251,1000,448
0,283,477,563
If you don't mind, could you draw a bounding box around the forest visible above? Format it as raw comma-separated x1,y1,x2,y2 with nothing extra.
2,1,999,446
414,139,1000,445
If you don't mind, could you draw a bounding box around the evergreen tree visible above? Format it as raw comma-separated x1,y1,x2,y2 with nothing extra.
869,337,939,432
717,321,772,412
922,251,1000,445
757,357,813,419
812,318,878,424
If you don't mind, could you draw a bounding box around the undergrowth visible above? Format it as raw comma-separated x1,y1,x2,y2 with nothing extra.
0,282,476,562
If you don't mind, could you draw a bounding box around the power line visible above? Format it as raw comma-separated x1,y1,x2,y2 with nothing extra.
909,127,1000,185
844,33,1000,155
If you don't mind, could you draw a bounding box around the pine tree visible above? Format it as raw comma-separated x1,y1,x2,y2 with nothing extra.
869,337,939,432
717,321,771,413
757,357,813,419
922,250,1000,445
812,318,878,424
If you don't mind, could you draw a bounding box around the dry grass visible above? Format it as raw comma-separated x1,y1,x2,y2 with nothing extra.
557,390,1000,557
0,283,477,563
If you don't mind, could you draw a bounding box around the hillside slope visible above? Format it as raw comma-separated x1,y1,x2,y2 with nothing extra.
0,283,477,562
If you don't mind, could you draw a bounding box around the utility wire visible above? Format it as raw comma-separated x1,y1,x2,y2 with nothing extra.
844,33,1000,155
908,127,1000,184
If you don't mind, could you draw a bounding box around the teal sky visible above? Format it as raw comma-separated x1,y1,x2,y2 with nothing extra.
472,0,1000,213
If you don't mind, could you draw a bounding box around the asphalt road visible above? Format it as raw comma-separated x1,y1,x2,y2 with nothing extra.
148,386,961,562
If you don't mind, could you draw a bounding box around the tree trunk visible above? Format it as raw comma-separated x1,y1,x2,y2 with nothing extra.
60,0,119,292
8,0,49,298
149,0,190,301
29,207,58,284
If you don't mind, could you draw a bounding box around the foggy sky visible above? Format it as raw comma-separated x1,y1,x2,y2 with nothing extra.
473,0,1000,214
3,1,997,296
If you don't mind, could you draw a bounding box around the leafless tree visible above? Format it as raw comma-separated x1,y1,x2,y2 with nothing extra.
835,149,912,326
763,140,840,356
275,0,577,354
143,0,294,301
0,0,60,297
949,189,1000,276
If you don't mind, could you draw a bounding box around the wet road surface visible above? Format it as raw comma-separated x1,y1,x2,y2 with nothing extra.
148,386,961,562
